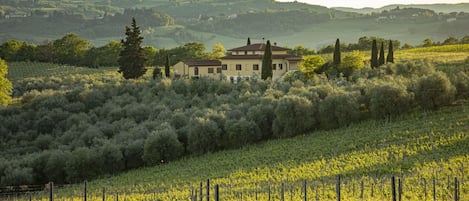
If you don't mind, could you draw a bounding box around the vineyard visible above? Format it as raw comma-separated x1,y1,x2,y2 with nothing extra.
3,104,467,201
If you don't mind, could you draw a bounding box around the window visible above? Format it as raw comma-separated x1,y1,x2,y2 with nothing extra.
194,67,199,75
222,64,228,70
279,64,283,70
230,77,234,83
236,64,242,71
272,64,277,70
208,68,214,73
253,64,259,71
245,51,248,55
216,68,222,73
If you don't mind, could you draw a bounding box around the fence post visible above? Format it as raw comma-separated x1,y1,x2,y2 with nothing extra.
49,182,54,201
392,176,397,201
423,178,427,199
268,184,271,201
214,184,219,201
116,192,118,201
206,179,210,201
360,180,364,199
84,181,87,201
397,178,402,201
303,180,307,201
433,177,436,201
336,175,341,201
199,182,203,201
454,177,459,201
281,183,285,201
102,187,106,201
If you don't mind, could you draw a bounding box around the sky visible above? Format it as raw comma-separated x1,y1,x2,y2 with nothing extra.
277,0,469,8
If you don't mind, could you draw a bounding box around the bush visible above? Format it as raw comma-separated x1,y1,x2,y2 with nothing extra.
188,117,221,154
224,118,261,148
318,91,361,129
449,71,469,99
273,95,317,138
395,60,435,78
415,72,456,110
143,124,183,165
367,81,413,118
1,167,34,186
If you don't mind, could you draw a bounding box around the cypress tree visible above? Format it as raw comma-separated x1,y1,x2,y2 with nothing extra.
261,40,273,80
247,37,251,45
118,18,147,79
165,54,170,78
378,42,385,66
370,39,378,68
333,38,341,66
386,40,394,63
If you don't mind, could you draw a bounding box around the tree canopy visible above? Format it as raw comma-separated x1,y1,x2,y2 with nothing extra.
0,59,12,106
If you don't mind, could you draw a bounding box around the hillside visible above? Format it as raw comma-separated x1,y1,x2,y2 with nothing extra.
334,3,469,14
25,104,469,200
1,0,469,49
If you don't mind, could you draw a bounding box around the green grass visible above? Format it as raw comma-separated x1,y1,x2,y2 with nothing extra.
30,104,469,201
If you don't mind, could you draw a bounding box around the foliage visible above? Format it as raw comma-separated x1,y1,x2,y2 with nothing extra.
118,18,147,79
333,38,341,66
340,51,365,77
414,71,456,110
378,42,385,66
299,55,325,79
371,39,379,68
0,59,12,106
386,40,394,63
367,79,413,118
164,54,170,78
52,34,91,65
143,124,183,166
273,95,316,138
210,42,226,59
261,40,273,80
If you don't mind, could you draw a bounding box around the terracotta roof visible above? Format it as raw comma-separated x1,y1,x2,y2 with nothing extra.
221,54,302,61
183,60,221,67
228,43,291,51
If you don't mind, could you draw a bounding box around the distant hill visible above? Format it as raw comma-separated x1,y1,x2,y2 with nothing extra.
0,0,468,49
334,3,469,14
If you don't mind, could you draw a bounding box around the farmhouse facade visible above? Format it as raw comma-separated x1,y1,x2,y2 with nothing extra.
173,42,302,81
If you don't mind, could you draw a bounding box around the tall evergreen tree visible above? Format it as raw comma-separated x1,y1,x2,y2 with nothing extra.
261,40,273,80
247,37,251,45
118,17,147,79
333,38,341,66
165,54,170,78
371,39,378,68
378,42,385,66
386,40,394,63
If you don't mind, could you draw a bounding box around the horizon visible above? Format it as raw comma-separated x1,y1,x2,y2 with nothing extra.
276,0,469,9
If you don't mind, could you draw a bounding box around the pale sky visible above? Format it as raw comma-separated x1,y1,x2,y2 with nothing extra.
277,0,469,8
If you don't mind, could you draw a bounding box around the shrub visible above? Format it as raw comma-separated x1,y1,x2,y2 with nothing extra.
415,72,456,110
188,117,221,154
44,150,69,184
395,60,435,78
273,95,317,138
1,166,34,186
143,124,183,165
367,81,413,118
318,90,361,129
449,71,469,99
224,118,261,148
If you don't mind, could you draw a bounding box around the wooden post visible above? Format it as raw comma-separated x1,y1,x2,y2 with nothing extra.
102,187,106,201
206,179,210,201
199,182,203,201
423,178,427,199
29,193,32,201
48,182,54,201
454,177,459,201
360,180,364,199
214,184,219,201
281,183,285,201
433,177,436,201
268,185,271,201
398,178,402,201
392,176,397,201
84,181,87,201
303,180,307,201
116,192,119,201
336,175,341,201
